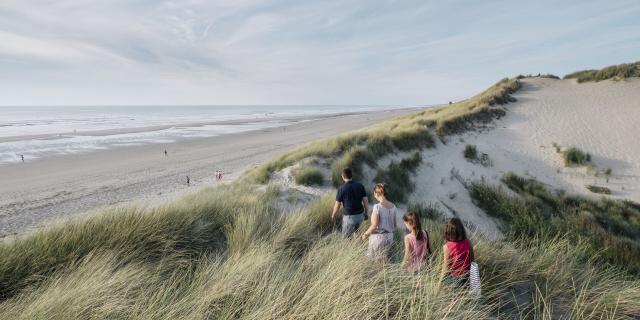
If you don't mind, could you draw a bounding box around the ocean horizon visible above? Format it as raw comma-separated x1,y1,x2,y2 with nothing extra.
0,105,415,165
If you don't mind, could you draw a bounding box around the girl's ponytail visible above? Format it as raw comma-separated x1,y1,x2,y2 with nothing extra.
403,211,424,241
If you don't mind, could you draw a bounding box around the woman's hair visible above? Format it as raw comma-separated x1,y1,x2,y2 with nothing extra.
373,183,386,196
403,211,424,241
444,218,467,242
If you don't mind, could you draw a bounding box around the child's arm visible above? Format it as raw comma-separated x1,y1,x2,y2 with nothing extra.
440,244,450,281
402,235,412,267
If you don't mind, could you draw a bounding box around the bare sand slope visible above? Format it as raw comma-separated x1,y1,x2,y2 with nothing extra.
0,109,418,238
408,77,640,239
270,78,640,240
506,77,640,199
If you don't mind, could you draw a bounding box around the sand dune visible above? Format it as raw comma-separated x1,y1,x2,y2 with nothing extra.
271,77,640,239
406,78,640,237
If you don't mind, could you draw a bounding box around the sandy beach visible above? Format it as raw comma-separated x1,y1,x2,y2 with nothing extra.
0,108,419,238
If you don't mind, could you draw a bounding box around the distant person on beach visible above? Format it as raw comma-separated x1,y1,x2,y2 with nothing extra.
441,218,474,287
164,149,168,157
186,175,190,186
331,168,369,238
21,154,24,163
362,183,397,262
402,211,432,272
215,170,219,181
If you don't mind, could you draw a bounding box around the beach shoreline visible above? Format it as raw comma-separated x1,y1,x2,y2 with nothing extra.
0,108,417,143
0,107,421,238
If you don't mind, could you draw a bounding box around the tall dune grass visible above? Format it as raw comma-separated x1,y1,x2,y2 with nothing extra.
469,172,640,274
564,61,640,83
1,188,638,319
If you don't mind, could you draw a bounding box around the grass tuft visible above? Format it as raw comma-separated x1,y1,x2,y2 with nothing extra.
564,61,640,83
464,144,478,160
586,185,611,195
292,165,324,186
563,146,591,166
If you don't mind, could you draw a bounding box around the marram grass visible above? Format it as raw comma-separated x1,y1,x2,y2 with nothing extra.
1,183,639,319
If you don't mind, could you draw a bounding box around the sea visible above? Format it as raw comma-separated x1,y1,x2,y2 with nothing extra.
0,105,409,165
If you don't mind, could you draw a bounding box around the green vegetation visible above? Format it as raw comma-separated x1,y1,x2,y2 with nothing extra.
564,61,640,83
1,183,638,319
250,78,521,186
563,146,591,166
470,172,640,274
463,144,478,160
292,165,324,186
516,73,560,79
587,185,611,195
373,152,422,203
539,73,560,79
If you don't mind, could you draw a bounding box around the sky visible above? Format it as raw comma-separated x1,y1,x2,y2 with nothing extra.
0,0,639,106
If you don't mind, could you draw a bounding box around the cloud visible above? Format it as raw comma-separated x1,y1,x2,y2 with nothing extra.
0,0,639,105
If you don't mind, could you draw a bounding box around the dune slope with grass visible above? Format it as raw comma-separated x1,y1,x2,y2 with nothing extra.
1,64,640,319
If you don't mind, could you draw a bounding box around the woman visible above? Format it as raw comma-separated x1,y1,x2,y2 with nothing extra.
362,183,397,262
402,211,432,272
440,218,474,287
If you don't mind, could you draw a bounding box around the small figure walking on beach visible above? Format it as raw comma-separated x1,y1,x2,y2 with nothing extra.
186,175,190,186
164,149,168,157
21,154,24,163
215,170,220,182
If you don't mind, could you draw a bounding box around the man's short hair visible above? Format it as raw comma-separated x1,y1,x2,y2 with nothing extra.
342,168,353,179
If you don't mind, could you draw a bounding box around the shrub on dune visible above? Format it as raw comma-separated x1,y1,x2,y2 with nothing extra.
563,146,591,166
463,144,478,160
586,185,611,195
292,165,324,186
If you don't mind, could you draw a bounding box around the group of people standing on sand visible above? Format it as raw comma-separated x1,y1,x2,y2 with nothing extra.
331,167,476,288
215,170,224,181
184,170,225,186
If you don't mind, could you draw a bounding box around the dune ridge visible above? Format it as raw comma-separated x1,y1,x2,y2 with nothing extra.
1,65,640,318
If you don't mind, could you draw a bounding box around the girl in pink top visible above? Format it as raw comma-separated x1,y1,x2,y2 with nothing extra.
441,218,474,287
402,211,432,272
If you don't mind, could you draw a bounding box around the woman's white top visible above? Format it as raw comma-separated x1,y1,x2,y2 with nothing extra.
372,203,397,234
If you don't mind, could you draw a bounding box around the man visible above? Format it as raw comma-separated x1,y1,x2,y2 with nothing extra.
332,168,369,238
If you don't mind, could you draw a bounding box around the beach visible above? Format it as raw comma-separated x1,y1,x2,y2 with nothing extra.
0,108,419,238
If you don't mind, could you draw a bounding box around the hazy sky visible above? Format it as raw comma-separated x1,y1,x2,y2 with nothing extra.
1,0,639,106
